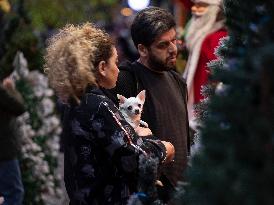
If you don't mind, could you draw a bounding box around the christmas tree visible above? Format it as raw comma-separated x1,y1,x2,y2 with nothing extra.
176,0,274,204
14,52,63,205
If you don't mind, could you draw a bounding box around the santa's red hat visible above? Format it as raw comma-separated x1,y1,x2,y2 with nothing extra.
191,0,221,5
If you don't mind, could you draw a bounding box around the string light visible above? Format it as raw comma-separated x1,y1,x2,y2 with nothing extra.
127,0,150,11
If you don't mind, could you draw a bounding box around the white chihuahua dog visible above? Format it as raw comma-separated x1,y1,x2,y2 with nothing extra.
117,90,148,129
118,90,164,187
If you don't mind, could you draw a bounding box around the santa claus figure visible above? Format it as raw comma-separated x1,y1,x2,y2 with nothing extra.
183,0,227,126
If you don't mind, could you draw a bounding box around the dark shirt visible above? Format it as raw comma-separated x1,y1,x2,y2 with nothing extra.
105,61,190,186
62,87,166,205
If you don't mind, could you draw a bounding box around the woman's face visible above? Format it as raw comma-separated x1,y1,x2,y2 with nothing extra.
99,47,119,89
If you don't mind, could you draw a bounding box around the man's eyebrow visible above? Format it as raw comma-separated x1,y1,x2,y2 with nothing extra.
157,40,169,44
157,39,176,45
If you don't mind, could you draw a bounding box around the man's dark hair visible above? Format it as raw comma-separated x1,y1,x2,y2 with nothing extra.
131,7,176,48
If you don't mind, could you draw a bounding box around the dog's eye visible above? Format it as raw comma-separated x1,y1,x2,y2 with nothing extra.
138,104,142,108
127,106,132,110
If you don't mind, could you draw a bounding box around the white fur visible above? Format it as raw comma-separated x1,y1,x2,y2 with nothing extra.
117,90,148,129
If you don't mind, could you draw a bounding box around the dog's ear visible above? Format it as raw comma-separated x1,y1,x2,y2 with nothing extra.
137,90,146,102
117,94,126,104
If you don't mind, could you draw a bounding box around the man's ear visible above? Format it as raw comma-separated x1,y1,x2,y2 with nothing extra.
137,44,148,58
98,60,107,77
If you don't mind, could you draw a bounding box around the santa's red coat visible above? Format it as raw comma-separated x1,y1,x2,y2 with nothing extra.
194,28,227,103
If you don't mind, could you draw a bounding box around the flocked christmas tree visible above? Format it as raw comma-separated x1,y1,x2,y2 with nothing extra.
13,52,63,205
176,0,274,204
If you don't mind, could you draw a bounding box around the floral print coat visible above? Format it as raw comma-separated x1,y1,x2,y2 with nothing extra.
62,87,166,205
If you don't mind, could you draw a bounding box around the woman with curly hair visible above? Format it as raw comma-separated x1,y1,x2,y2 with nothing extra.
44,23,175,205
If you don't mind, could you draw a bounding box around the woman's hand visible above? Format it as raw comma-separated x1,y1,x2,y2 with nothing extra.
135,126,152,137
161,141,175,163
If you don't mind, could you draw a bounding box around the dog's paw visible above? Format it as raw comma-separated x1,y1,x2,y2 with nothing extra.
140,120,148,128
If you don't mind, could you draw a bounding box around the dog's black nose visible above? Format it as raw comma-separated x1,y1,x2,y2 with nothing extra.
135,109,140,115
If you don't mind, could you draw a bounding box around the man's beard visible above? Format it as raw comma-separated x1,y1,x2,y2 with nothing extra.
147,51,176,72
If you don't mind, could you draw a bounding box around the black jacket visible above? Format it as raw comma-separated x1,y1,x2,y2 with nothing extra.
0,85,25,161
62,87,167,205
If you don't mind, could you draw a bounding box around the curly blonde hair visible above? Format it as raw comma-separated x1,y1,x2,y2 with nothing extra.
44,23,114,103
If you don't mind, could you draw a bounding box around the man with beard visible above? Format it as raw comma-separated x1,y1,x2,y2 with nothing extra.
104,7,190,203
183,0,227,125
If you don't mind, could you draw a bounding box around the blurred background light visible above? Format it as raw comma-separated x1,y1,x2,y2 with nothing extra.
127,0,150,11
120,7,133,16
